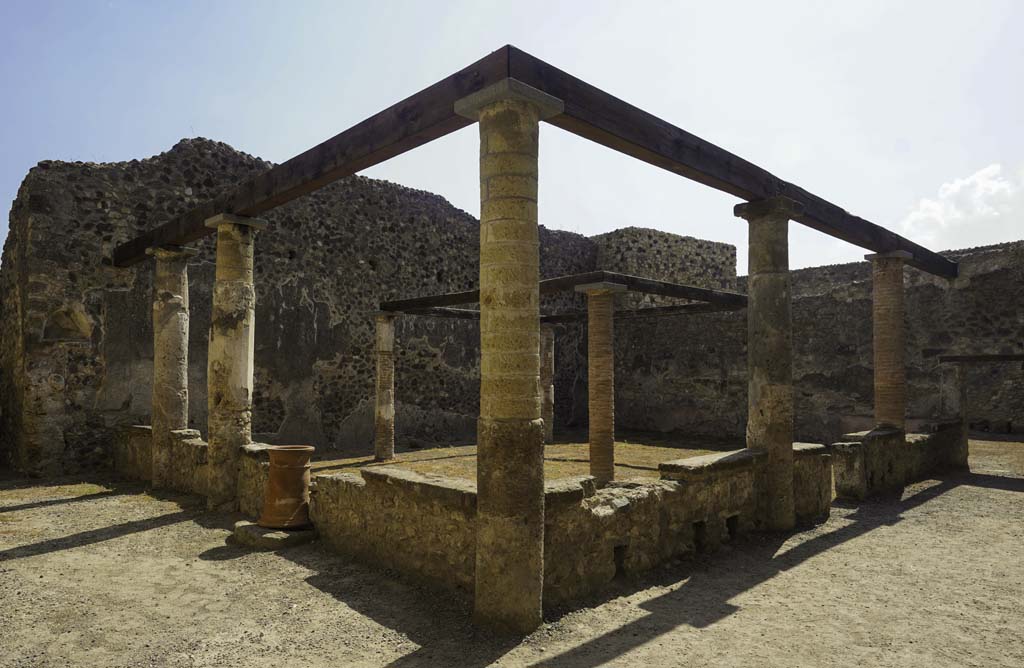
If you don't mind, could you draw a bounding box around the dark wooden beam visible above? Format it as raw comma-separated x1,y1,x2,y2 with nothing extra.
542,301,744,324
507,47,958,278
939,354,1024,363
111,48,512,266
381,271,748,311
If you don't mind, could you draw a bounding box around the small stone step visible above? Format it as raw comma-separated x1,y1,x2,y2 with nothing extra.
231,520,317,550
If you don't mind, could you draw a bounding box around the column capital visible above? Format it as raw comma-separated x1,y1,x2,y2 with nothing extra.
734,196,804,222
204,213,268,230
454,78,564,121
145,244,198,260
865,250,913,262
574,281,628,296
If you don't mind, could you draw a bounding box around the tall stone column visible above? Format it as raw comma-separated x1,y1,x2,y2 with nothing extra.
940,362,969,468
577,282,626,485
540,324,556,444
735,197,802,531
867,251,910,431
147,245,197,488
205,213,265,511
374,313,397,461
455,79,563,634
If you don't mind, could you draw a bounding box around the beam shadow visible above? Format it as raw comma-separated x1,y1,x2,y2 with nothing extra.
531,478,962,668
0,509,193,562
0,490,124,514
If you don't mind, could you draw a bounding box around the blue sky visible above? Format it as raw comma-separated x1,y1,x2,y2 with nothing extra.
2,0,1022,270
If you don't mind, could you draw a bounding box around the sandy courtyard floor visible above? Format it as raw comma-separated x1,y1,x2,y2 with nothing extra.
1,439,1022,668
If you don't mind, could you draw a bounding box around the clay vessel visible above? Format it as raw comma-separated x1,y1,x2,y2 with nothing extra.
258,445,315,529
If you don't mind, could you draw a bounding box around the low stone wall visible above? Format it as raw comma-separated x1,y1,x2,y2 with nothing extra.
112,425,153,481
311,467,478,593
793,443,833,525
238,444,271,518
833,422,967,500
309,446,833,607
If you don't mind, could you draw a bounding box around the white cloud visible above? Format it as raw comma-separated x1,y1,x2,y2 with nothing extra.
899,164,1024,250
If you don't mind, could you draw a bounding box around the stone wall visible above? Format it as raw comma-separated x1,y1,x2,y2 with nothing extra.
614,241,1024,443
304,447,831,607
0,139,610,475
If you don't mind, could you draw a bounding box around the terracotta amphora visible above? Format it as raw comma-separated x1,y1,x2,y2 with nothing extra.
258,445,315,529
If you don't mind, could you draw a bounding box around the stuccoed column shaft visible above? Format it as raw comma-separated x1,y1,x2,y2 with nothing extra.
735,197,802,531
540,324,555,444
455,78,563,634
577,283,625,485
205,213,264,511
148,245,196,488
867,251,909,431
940,362,969,468
374,314,397,461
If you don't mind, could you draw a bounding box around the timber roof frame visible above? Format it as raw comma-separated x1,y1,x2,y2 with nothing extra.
378,269,748,324
111,45,958,279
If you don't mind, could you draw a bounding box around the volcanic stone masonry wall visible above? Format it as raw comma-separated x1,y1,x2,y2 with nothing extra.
2,137,1021,474
614,241,1024,443
0,138,735,475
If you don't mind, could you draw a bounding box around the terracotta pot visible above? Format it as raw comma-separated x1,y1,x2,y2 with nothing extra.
258,445,315,529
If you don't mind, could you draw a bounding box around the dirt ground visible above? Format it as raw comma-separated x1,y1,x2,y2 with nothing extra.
311,437,722,481
1,438,1022,668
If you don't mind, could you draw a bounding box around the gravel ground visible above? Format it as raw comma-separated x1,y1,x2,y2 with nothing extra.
1,439,1022,667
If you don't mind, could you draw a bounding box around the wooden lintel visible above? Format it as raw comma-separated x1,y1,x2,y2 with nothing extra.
112,44,957,279
938,354,1024,363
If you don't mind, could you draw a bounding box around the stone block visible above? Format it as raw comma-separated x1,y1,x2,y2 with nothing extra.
112,425,153,481
793,442,832,526
238,443,272,518
232,520,316,550
659,448,765,481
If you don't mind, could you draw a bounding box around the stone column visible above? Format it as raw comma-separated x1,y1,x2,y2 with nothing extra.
147,245,197,488
577,282,626,485
205,213,265,511
735,197,802,531
940,362,969,468
866,250,910,431
374,313,397,461
540,324,555,444
455,79,563,634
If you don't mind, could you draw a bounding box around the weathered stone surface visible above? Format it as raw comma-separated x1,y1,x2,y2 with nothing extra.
793,443,832,526
472,95,546,634
373,314,396,461
0,138,597,475
149,246,195,489
615,241,1024,444
238,442,271,518
869,253,908,430
112,425,153,481
737,197,799,531
232,520,316,550
310,469,477,592
659,448,766,481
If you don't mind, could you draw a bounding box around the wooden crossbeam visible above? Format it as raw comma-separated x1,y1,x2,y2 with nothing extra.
398,301,743,324
379,271,748,311
112,45,957,278
939,354,1024,363
505,47,956,278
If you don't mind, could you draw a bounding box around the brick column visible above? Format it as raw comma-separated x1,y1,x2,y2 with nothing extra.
866,251,910,431
577,282,626,485
147,245,197,488
205,213,265,511
456,79,563,634
540,324,556,444
374,313,397,461
735,197,802,531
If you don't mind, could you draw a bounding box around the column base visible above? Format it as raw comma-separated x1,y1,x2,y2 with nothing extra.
474,417,545,634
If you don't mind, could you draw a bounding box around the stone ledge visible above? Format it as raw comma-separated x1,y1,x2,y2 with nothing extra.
241,442,272,461
544,476,597,507
361,466,477,511
793,442,828,456
659,448,766,481
231,520,316,550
